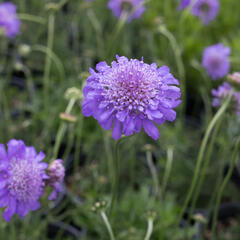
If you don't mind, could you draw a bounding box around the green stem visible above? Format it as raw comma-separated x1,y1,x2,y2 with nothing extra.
146,151,159,196
189,118,223,220
53,99,76,159
161,146,174,196
100,211,115,240
110,139,121,213
144,219,154,240
176,94,232,226
211,137,240,239
18,13,46,24
43,13,55,111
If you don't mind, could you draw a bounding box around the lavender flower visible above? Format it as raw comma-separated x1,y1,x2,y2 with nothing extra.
82,55,181,140
108,0,145,22
0,140,48,222
202,43,231,80
47,159,65,200
178,0,191,10
212,82,240,115
0,2,20,38
192,0,219,25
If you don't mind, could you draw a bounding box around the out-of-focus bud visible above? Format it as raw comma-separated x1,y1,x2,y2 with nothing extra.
47,159,65,200
59,112,77,123
227,72,240,88
14,62,24,71
92,200,107,213
18,44,31,57
64,87,82,101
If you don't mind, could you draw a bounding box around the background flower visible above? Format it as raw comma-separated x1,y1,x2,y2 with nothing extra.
192,0,219,25
108,0,145,22
0,2,20,38
82,55,181,140
202,43,231,80
178,0,191,10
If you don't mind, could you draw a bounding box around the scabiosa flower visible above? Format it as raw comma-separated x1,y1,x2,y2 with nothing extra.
202,43,231,80
0,140,48,222
82,55,181,140
108,0,145,22
212,82,240,114
0,2,20,38
191,0,219,25
178,0,191,10
47,159,65,200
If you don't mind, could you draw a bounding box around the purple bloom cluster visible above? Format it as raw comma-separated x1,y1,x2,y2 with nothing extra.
178,0,191,10
212,82,240,115
0,2,20,38
0,140,65,222
202,43,231,80
192,0,219,25
48,159,65,200
0,140,48,221
108,0,145,22
82,55,181,140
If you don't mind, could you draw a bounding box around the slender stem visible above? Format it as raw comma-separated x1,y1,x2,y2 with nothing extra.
146,151,159,196
18,13,46,24
53,99,76,159
144,219,154,240
43,13,55,111
110,139,121,213
211,137,240,239
100,211,115,240
189,118,223,219
176,94,232,226
161,147,174,196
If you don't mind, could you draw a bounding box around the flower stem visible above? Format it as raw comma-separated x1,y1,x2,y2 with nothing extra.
211,137,240,239
44,13,55,111
189,118,223,220
144,219,154,240
100,211,115,240
53,98,76,159
146,150,159,196
110,139,121,213
176,93,232,226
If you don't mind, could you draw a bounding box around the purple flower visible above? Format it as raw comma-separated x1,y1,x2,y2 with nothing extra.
212,82,240,114
0,140,48,222
178,0,191,10
82,55,181,140
202,43,231,80
0,2,20,38
192,0,219,25
47,159,65,200
108,0,145,22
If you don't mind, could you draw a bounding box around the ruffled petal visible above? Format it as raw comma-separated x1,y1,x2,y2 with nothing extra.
143,120,159,140
3,197,16,222
112,120,122,140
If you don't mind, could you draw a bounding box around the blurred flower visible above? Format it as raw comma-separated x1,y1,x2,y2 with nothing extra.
202,43,231,80
108,0,145,22
178,0,191,10
212,82,240,114
227,72,240,85
192,0,219,25
47,159,65,200
0,2,20,38
0,139,48,221
82,55,181,140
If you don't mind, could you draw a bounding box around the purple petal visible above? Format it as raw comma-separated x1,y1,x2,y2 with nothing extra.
143,120,159,140
3,197,16,222
112,120,122,140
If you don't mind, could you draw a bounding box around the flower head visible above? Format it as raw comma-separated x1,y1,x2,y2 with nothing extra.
0,2,20,38
47,159,65,200
0,140,48,221
212,82,240,115
108,0,145,22
202,43,231,80
192,0,219,25
178,0,191,10
82,55,181,140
